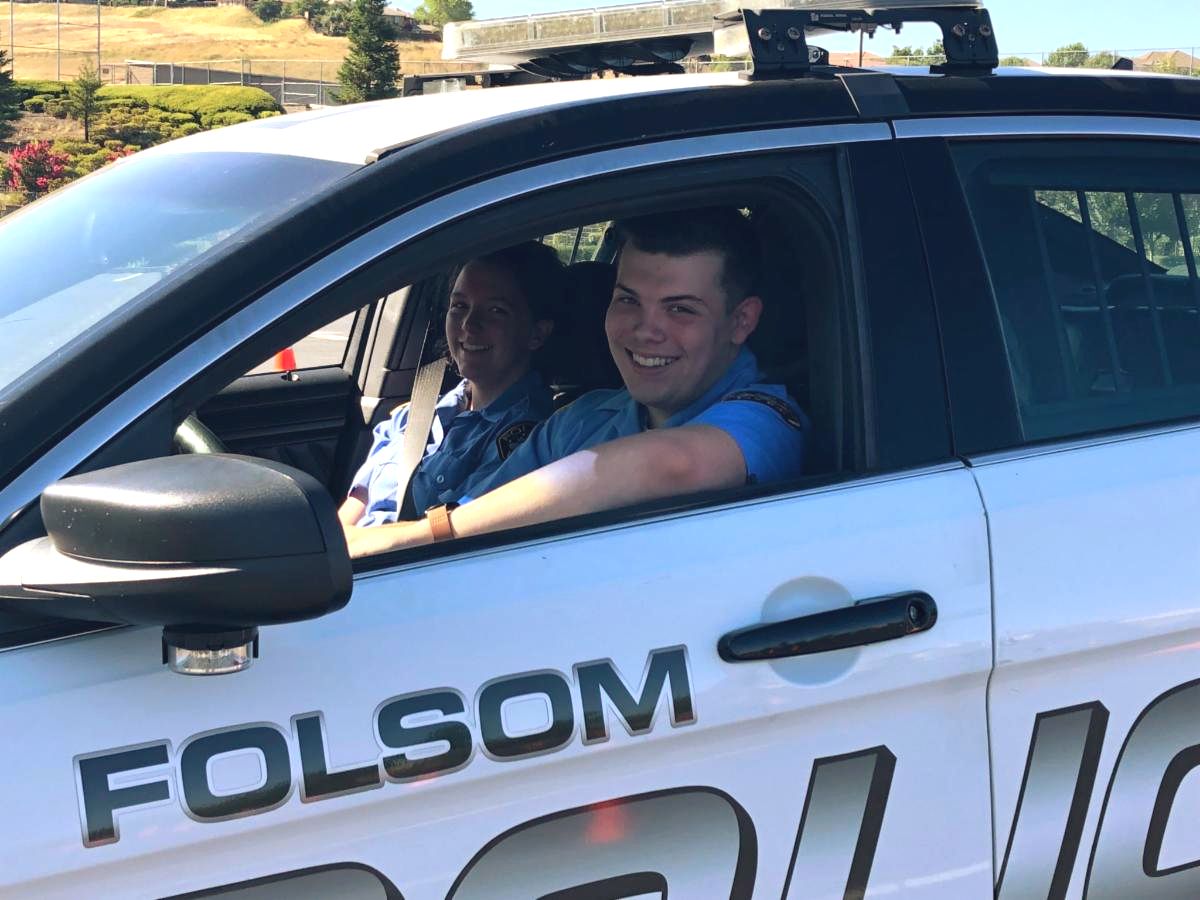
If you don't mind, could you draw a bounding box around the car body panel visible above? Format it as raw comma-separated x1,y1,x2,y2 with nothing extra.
2,467,992,898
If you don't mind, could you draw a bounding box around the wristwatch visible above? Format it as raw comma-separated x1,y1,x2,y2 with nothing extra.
426,502,459,543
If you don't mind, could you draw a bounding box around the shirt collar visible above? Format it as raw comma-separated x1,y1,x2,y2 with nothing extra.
663,347,761,428
592,347,762,426
474,370,546,423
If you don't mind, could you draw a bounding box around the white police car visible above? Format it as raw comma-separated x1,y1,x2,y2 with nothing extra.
2,1,1200,896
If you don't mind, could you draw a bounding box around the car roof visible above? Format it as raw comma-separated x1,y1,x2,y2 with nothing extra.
148,72,747,165
147,65,1200,168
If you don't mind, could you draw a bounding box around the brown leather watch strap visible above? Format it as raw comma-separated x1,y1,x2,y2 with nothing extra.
427,503,458,543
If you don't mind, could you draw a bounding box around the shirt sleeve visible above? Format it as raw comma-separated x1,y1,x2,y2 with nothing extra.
349,404,409,494
457,413,563,503
690,389,808,485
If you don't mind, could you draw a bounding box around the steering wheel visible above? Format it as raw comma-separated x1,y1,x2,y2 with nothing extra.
173,414,227,454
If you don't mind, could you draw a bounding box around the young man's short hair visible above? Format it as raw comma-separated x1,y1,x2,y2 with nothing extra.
612,207,760,309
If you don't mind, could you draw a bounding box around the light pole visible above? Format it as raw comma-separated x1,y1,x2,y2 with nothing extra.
56,0,61,80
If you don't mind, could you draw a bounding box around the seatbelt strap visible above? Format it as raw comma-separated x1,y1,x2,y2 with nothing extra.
394,313,448,519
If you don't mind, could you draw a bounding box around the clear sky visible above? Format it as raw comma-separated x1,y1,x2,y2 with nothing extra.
462,0,1198,57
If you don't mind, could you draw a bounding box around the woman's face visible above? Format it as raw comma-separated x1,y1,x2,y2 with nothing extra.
446,259,550,393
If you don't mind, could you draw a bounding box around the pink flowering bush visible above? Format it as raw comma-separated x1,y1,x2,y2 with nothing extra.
4,140,71,197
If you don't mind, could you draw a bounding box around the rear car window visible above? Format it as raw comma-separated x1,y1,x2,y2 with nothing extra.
953,140,1200,442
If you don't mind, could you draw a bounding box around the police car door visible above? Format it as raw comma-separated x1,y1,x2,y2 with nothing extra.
0,136,993,898
913,125,1200,898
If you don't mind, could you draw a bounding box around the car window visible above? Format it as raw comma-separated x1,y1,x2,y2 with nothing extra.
953,140,1200,443
0,151,358,402
540,223,609,264
246,311,359,375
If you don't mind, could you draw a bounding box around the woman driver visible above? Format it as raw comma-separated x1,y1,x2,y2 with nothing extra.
339,241,563,528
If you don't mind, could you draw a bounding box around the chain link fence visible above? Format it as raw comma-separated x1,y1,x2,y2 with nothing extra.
109,57,485,106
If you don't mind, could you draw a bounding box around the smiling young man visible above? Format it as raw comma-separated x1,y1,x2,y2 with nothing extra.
345,207,808,558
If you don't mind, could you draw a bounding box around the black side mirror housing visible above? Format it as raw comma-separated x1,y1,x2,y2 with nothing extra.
0,455,351,629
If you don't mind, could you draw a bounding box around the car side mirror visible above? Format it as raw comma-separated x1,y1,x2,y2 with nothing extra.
0,455,351,674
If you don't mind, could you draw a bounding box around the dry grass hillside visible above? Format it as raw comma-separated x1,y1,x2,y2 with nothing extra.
6,3,447,81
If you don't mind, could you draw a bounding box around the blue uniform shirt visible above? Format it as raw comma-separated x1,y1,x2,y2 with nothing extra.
460,347,807,502
352,370,553,525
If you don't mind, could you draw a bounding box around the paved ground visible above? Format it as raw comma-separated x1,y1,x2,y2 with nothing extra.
246,311,355,375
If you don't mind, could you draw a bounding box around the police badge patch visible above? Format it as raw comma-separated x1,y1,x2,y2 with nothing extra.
495,421,537,459
722,391,805,430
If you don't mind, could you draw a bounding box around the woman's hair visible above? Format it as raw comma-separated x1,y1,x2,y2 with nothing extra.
465,240,566,325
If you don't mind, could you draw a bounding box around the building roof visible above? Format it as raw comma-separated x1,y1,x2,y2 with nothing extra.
1133,50,1199,70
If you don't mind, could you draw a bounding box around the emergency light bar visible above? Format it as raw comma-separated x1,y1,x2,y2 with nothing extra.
443,0,990,76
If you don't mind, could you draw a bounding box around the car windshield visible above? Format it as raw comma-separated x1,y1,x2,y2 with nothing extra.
0,150,358,398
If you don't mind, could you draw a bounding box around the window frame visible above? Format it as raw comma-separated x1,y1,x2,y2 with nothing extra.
899,117,1200,458
0,121,954,644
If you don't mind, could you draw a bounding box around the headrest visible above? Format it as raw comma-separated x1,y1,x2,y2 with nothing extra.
544,261,622,391
1107,273,1195,309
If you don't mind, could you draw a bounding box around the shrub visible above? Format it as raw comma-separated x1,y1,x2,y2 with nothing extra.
97,85,281,119
204,110,254,128
21,97,45,113
4,141,71,197
92,106,201,147
257,109,282,119
99,95,149,111
52,140,112,177
13,80,68,102
252,0,284,21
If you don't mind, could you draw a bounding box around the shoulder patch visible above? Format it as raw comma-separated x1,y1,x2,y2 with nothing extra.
495,420,537,460
723,391,805,431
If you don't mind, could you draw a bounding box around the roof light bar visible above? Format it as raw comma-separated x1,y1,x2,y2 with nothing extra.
718,3,996,76
442,1,994,78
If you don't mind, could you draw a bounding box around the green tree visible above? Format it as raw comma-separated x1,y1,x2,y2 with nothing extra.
314,2,351,34
337,0,400,103
999,55,1029,67
1046,42,1088,68
0,49,20,142
287,0,327,20
413,0,473,28
253,0,284,21
65,60,104,143
887,40,945,66
1086,50,1117,69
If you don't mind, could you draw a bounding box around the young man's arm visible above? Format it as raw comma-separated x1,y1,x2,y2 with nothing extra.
343,424,746,558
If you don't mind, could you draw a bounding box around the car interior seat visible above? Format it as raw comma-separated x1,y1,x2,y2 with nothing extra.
748,205,843,475
1106,273,1200,388
545,260,622,408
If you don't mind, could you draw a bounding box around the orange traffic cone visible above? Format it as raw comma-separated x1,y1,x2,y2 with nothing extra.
272,347,297,371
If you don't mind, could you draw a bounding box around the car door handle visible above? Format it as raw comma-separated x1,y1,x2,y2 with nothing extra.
718,592,937,663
